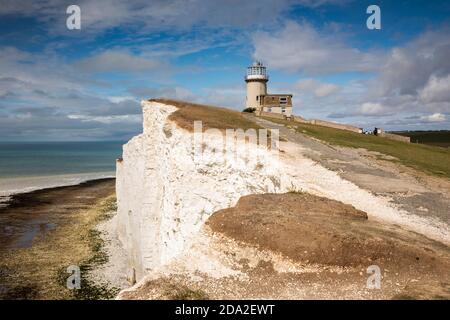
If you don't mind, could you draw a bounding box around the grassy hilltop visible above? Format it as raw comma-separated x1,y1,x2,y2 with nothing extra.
147,99,450,178
149,98,261,132
263,117,450,179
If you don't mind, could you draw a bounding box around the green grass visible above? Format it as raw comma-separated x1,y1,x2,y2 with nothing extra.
168,286,209,300
57,195,120,300
394,130,450,148
263,117,450,178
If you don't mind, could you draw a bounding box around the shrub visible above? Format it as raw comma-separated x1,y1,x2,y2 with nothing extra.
242,107,256,113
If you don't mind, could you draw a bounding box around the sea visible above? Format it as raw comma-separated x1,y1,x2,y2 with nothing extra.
0,141,124,202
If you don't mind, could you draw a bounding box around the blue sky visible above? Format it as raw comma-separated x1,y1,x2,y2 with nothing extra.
1,0,449,141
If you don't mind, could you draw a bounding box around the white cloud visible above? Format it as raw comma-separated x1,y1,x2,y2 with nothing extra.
199,86,246,109
0,46,152,140
419,75,450,104
76,50,164,73
420,113,446,122
68,114,141,124
108,96,139,104
129,85,200,102
0,0,347,35
252,21,450,128
366,29,450,115
315,83,340,97
252,21,384,75
2,1,449,136
359,102,387,116
296,79,340,97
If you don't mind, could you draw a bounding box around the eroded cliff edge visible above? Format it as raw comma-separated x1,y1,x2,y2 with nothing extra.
115,100,449,299
116,100,295,280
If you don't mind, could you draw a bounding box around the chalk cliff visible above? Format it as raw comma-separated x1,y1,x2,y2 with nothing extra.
116,100,449,285
115,100,298,280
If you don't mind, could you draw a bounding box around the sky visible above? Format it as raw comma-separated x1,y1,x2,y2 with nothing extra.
1,0,449,141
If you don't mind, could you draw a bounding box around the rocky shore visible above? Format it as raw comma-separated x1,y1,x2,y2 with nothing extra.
0,178,125,299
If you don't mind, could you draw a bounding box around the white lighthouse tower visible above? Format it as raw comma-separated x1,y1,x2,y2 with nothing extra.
245,61,268,110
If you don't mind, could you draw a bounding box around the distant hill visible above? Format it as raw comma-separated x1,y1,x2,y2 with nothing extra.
392,131,450,148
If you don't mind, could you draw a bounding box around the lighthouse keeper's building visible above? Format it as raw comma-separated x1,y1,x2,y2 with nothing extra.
245,61,293,117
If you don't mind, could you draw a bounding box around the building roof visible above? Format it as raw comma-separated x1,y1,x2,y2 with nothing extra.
260,94,293,97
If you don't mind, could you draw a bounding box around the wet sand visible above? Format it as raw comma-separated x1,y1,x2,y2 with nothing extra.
0,178,116,299
0,172,115,207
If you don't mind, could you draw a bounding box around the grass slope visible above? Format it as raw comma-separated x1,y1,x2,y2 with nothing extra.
394,131,450,148
263,117,450,178
149,98,262,132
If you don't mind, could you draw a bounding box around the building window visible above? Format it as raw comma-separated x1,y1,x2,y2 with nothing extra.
268,108,272,112
280,97,288,104
282,107,286,113
256,96,259,101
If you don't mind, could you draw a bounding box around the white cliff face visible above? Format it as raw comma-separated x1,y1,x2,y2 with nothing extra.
116,101,293,279
116,100,449,282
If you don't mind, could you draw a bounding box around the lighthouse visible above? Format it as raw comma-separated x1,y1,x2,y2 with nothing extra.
245,61,293,117
245,61,268,110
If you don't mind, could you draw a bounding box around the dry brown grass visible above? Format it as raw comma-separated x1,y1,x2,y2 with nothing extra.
149,98,262,132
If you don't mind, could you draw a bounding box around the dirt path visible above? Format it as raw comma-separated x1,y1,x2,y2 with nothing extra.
247,115,450,230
